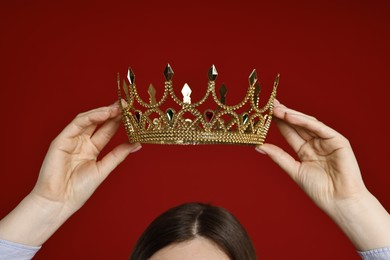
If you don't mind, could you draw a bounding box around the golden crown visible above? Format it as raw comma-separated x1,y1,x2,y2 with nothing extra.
117,64,279,145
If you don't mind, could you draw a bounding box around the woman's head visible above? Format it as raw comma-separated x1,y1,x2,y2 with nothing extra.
131,203,257,260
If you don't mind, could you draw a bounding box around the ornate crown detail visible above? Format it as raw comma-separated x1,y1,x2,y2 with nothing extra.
117,64,279,145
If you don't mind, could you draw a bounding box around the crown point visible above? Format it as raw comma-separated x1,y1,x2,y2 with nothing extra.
164,63,174,81
122,79,129,99
208,64,218,81
127,67,135,85
249,69,257,86
219,84,227,104
148,83,156,94
182,83,192,104
148,84,157,104
274,73,280,86
117,73,121,92
254,82,261,94
254,82,261,105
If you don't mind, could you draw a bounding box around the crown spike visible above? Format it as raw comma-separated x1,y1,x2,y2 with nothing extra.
249,69,257,86
254,82,261,105
208,64,218,81
164,63,174,81
274,73,280,86
182,83,192,104
148,84,157,105
117,73,123,107
122,79,129,100
219,83,227,104
127,67,135,85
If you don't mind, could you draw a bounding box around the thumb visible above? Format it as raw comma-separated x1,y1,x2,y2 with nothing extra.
97,142,142,181
256,143,300,182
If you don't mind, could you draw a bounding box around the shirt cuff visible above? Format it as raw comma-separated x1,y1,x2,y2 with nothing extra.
0,239,41,260
358,247,390,260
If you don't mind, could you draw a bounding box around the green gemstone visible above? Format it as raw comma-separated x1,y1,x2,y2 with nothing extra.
166,108,174,122
242,113,249,124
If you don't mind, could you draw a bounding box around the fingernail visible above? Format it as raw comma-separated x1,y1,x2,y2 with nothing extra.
120,99,128,108
274,99,280,106
130,143,142,153
255,146,267,155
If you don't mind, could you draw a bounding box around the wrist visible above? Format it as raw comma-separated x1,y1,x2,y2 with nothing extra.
0,193,74,246
329,190,390,251
26,191,75,222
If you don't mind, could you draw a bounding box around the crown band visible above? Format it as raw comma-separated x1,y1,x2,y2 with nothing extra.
117,64,279,146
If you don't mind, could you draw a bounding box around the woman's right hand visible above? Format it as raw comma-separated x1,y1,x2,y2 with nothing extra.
0,101,141,247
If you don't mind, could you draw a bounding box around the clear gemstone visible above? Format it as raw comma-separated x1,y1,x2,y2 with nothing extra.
208,64,218,81
127,67,135,85
248,69,257,86
182,83,192,104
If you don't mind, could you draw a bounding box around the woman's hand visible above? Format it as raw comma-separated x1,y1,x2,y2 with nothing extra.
256,101,366,213
31,102,141,213
0,102,141,246
256,101,390,251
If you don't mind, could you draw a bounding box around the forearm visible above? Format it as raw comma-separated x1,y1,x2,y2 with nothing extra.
329,190,390,251
0,193,73,247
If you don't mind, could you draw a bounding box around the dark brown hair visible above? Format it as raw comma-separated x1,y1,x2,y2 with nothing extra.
130,203,257,260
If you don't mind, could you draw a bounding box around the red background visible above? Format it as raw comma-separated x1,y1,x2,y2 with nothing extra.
1,1,389,259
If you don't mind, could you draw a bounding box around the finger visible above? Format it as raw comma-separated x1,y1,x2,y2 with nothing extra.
272,103,338,139
60,104,120,139
96,142,142,181
292,124,316,141
273,104,317,121
274,118,306,153
255,143,300,182
90,115,122,152
283,113,338,139
274,101,315,141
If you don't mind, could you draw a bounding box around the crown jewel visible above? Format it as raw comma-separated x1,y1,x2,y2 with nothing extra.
117,64,279,145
